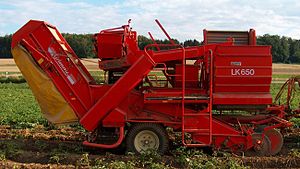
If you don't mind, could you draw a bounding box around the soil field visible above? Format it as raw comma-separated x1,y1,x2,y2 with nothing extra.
0,84,299,168
273,63,300,75
0,59,99,72
0,125,300,169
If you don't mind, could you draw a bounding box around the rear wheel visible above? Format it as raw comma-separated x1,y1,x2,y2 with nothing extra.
126,123,169,154
245,133,271,156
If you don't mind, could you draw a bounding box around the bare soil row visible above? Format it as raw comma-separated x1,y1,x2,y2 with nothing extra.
0,125,299,168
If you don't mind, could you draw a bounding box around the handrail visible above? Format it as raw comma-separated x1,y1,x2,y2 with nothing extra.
144,44,185,87
182,49,213,147
144,43,183,58
208,49,214,145
143,43,215,146
181,45,186,146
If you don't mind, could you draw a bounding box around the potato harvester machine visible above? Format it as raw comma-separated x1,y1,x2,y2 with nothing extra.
11,19,300,155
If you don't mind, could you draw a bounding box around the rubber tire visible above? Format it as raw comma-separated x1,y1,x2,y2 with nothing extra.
126,123,169,155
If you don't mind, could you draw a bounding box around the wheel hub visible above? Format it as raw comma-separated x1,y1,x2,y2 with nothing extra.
134,130,160,152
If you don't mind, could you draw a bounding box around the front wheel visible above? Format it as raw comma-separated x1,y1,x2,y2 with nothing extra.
126,123,169,154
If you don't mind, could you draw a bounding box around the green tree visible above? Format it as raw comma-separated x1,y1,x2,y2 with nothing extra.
280,36,290,63
289,39,300,63
183,39,201,47
137,35,153,50
62,33,96,58
0,35,13,58
257,34,290,63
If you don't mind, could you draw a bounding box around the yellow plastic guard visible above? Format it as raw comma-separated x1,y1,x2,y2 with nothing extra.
12,45,78,124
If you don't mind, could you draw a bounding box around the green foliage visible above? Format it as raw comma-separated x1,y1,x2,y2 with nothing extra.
290,118,300,128
289,39,300,63
148,162,168,169
0,76,26,83
172,147,207,167
62,33,96,58
289,149,300,158
78,153,91,167
89,71,105,84
138,35,185,50
107,161,135,169
172,147,249,169
138,35,154,50
138,149,163,167
272,74,295,79
0,34,12,58
0,142,21,159
0,83,47,128
184,39,201,47
257,34,300,63
0,152,5,161
49,148,67,164
270,83,300,109
93,158,135,169
49,155,61,164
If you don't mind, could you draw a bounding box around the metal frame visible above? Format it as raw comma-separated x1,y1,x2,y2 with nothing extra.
11,19,297,153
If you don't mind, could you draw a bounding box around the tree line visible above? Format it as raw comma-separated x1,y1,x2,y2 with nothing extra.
1,33,300,63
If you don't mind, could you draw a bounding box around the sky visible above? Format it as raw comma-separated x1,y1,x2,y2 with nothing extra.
0,0,299,41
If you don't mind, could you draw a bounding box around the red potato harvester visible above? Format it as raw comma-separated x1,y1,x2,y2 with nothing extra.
11,19,299,155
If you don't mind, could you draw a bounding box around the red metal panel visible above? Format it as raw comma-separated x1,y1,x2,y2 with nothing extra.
12,20,94,118
175,65,199,88
102,108,125,127
249,29,256,45
96,31,123,59
203,29,254,46
213,93,272,105
213,45,272,105
80,54,155,131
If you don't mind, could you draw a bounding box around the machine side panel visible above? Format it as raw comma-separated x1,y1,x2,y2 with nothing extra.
213,45,272,105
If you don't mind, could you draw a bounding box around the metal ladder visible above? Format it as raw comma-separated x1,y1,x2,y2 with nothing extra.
144,43,213,146
181,50,213,147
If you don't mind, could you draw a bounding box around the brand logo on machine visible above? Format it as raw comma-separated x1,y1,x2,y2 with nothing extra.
48,47,76,85
231,68,255,76
231,62,241,66
230,61,255,76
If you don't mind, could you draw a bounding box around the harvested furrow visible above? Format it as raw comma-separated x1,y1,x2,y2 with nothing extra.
0,125,299,168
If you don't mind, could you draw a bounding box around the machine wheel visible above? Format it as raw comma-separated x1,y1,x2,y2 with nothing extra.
245,133,271,156
263,129,283,155
126,123,169,154
255,126,284,155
